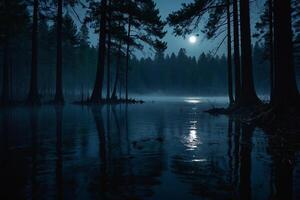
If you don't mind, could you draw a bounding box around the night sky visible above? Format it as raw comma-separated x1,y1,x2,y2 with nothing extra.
79,0,263,58
153,0,263,58
153,0,208,58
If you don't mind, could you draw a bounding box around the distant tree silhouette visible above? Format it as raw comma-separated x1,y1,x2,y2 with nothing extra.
1,0,299,107
254,0,274,100
111,40,123,100
27,0,40,104
53,0,81,104
87,0,166,103
78,22,90,95
123,0,166,102
0,0,29,105
168,0,235,105
54,0,64,104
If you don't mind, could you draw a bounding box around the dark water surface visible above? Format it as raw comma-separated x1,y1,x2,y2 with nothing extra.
1,97,300,200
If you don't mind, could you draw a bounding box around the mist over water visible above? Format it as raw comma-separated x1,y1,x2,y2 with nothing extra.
1,96,300,200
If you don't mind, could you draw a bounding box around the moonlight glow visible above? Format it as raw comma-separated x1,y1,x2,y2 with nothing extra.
189,35,197,44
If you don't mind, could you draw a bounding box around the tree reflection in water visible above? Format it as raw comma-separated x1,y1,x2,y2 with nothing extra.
0,102,300,199
89,105,165,199
267,131,299,200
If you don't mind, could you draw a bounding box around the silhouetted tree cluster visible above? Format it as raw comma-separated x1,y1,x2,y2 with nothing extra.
0,0,30,104
0,0,166,105
129,45,275,95
1,0,299,110
255,0,299,108
169,0,300,113
86,0,166,103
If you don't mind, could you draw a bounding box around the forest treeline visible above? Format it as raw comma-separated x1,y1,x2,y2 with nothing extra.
168,0,300,122
130,45,296,96
0,0,166,105
1,0,300,110
0,15,286,99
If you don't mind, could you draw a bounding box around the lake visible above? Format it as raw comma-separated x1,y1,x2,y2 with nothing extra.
0,97,300,200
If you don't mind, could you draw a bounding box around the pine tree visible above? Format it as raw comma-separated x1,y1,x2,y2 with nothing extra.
272,0,299,107
54,0,64,104
90,0,108,103
233,0,241,103
239,0,260,106
87,0,166,103
27,0,40,104
254,0,274,100
123,0,167,102
0,0,29,105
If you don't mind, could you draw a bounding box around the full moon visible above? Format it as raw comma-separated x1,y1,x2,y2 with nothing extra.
189,35,197,44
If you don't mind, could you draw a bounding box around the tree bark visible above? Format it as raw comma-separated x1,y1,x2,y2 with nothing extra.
28,0,40,104
91,0,107,103
125,15,132,102
226,0,234,105
239,0,260,106
1,34,9,105
272,0,299,106
55,0,64,104
1,0,10,105
233,0,241,103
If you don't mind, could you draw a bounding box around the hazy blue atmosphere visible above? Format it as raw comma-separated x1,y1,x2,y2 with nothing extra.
1,0,300,199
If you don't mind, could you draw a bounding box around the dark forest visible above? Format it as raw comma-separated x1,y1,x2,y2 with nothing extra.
1,0,300,199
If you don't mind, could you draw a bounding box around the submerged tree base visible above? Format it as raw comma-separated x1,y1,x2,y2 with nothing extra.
0,100,26,107
205,103,300,131
46,100,65,105
73,98,145,105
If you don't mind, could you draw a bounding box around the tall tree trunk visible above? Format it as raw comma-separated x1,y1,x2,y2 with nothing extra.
272,0,299,106
268,0,274,101
1,0,9,105
111,41,122,100
233,0,241,103
91,0,107,103
55,0,64,104
1,34,9,105
239,0,260,106
106,0,112,100
227,0,234,105
125,15,132,102
28,0,40,104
